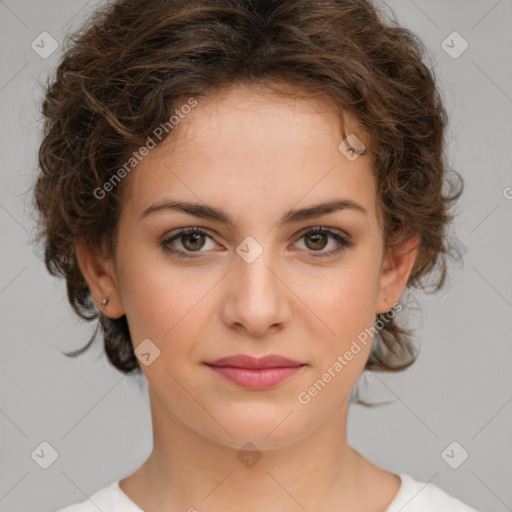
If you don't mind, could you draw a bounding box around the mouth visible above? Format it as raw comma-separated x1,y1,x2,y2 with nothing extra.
204,354,307,390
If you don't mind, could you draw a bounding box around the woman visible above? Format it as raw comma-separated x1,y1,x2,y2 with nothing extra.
33,0,476,510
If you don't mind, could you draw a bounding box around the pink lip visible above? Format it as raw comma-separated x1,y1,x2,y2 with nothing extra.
204,354,306,390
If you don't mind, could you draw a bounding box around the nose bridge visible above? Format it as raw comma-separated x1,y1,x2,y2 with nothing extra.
235,235,281,299
223,234,290,333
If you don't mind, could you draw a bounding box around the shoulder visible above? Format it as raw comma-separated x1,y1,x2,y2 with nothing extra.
385,473,479,512
54,480,141,512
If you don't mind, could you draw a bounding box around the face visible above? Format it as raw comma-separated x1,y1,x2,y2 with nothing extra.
80,83,415,450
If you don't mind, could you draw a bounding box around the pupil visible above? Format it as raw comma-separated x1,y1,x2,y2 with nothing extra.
185,233,204,251
307,233,326,250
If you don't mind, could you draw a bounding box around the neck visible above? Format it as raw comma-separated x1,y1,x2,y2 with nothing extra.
120,387,396,512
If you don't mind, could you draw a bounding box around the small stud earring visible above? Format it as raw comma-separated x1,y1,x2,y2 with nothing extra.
101,298,109,309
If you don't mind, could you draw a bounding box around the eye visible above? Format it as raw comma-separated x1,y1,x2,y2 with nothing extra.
292,227,354,257
160,227,216,257
160,226,354,259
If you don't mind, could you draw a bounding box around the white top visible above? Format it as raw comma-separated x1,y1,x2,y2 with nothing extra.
55,473,479,511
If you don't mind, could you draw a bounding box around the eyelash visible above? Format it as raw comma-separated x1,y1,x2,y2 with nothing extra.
160,226,354,259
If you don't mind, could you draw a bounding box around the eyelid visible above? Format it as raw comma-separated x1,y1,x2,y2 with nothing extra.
290,226,354,257
160,225,353,258
294,224,350,241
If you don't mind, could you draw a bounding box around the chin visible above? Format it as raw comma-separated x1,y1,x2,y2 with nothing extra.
193,405,317,451
210,427,307,452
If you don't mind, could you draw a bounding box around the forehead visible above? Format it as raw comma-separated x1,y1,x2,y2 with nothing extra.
119,83,378,225
154,83,351,157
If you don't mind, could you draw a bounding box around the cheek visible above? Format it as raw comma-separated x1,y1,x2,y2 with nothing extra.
315,264,379,338
116,246,215,349
300,265,380,393
304,276,377,402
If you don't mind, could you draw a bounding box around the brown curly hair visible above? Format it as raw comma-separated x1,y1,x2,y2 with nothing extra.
31,0,463,387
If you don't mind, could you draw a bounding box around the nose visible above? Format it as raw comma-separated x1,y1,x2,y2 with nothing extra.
220,244,292,338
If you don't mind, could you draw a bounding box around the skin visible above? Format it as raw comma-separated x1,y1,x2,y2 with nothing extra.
76,82,418,512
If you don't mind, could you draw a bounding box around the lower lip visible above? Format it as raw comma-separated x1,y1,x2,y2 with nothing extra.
206,365,305,390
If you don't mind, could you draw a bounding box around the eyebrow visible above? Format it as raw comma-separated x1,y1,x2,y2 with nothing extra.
139,198,367,225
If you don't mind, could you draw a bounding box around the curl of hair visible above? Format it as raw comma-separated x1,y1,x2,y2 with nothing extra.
32,0,464,399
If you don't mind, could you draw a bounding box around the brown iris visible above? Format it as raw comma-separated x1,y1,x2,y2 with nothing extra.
304,231,328,251
181,232,206,251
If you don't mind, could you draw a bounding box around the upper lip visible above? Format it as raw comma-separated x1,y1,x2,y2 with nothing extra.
205,354,305,369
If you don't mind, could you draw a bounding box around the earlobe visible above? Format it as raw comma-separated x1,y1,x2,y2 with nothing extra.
75,241,125,319
376,233,419,314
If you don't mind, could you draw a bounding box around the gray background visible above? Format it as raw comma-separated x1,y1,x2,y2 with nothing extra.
1,0,511,511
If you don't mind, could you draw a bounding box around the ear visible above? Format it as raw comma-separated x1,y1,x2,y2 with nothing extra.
376,232,419,314
75,240,125,319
